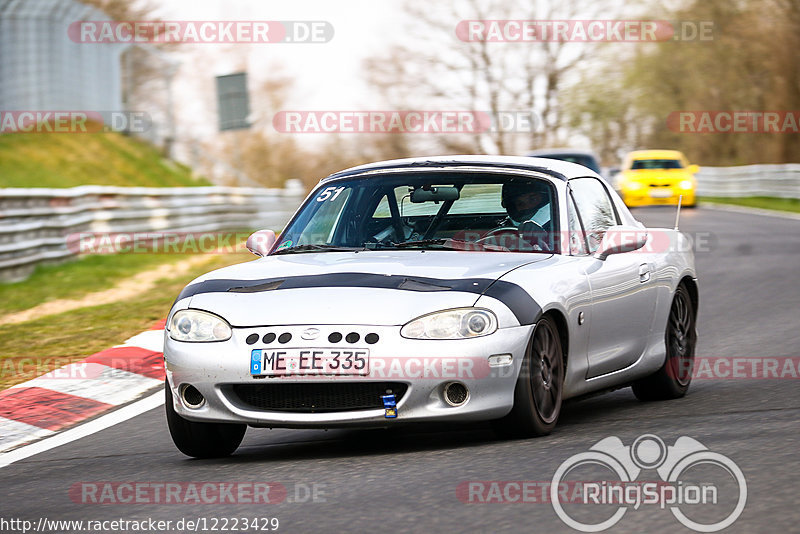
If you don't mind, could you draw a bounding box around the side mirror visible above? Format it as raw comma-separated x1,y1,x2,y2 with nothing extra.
687,164,699,174
246,229,277,257
594,225,648,261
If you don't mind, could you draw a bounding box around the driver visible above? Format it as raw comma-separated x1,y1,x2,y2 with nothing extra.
500,181,551,229
485,180,553,251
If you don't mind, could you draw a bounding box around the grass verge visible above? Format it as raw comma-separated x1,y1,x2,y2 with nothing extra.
700,196,800,214
0,253,194,316
0,130,210,188
0,251,252,389
0,231,255,316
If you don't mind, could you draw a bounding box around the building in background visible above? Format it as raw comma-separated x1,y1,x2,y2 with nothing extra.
0,0,123,115
0,0,173,151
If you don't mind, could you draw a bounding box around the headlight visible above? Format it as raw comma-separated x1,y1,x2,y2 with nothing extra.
624,181,642,191
679,180,694,189
401,308,497,339
168,309,232,342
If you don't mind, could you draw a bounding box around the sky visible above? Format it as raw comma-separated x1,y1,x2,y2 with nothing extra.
143,0,407,161
130,0,642,172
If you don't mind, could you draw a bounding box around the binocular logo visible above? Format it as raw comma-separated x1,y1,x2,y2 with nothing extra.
551,434,746,532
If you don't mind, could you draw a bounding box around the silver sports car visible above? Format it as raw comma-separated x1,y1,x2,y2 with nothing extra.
164,156,698,458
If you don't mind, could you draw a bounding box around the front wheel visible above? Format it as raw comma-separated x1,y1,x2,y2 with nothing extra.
165,383,246,458
632,284,697,401
494,316,564,438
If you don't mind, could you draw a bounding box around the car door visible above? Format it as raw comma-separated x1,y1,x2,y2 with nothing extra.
569,177,657,379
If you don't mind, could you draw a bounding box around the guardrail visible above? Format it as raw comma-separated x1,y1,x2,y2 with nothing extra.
0,183,307,282
695,163,800,198
2,164,798,282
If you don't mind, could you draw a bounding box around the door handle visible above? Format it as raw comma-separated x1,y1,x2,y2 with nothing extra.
638,263,651,283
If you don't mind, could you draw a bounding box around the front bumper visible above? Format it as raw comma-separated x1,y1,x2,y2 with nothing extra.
622,187,695,207
164,323,533,428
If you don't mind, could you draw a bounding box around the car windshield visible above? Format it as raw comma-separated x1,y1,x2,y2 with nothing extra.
275,171,558,254
631,159,683,170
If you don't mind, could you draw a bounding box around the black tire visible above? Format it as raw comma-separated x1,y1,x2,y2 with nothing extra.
165,383,246,458
632,284,697,401
494,316,564,438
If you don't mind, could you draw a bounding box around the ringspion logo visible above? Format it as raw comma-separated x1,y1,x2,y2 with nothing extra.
550,434,746,532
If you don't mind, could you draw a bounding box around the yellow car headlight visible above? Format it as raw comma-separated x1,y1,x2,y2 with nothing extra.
679,180,694,189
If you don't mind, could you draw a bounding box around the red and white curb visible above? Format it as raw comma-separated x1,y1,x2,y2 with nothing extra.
0,319,167,454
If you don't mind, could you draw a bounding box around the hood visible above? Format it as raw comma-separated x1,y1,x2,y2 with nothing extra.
181,250,549,326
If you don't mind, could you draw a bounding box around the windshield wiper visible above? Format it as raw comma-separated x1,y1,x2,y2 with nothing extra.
271,244,361,255
388,238,510,252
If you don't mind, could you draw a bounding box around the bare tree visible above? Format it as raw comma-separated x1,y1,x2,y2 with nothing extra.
568,0,800,166
363,0,609,155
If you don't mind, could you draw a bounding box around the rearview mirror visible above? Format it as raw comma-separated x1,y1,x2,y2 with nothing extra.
687,164,699,174
410,186,459,203
594,225,648,261
246,229,277,257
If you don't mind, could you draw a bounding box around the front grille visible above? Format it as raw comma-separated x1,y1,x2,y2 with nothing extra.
229,382,408,413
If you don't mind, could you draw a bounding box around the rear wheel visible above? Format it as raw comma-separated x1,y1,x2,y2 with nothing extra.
495,316,564,438
632,284,697,401
165,383,246,458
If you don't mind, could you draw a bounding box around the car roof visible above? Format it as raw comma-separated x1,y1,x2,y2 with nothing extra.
526,148,599,158
625,149,686,160
323,155,601,183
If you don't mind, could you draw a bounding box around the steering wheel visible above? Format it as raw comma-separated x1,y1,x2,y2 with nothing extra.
475,227,522,250
478,226,518,239
519,220,550,250
476,222,549,251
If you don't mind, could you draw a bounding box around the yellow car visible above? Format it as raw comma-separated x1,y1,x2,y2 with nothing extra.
618,150,698,207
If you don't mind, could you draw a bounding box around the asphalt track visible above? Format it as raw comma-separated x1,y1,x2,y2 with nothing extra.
2,207,799,533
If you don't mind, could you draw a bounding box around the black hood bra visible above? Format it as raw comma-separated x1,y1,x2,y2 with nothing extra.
177,272,542,325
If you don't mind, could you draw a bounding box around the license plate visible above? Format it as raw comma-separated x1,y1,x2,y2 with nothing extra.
649,189,672,198
250,348,369,376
